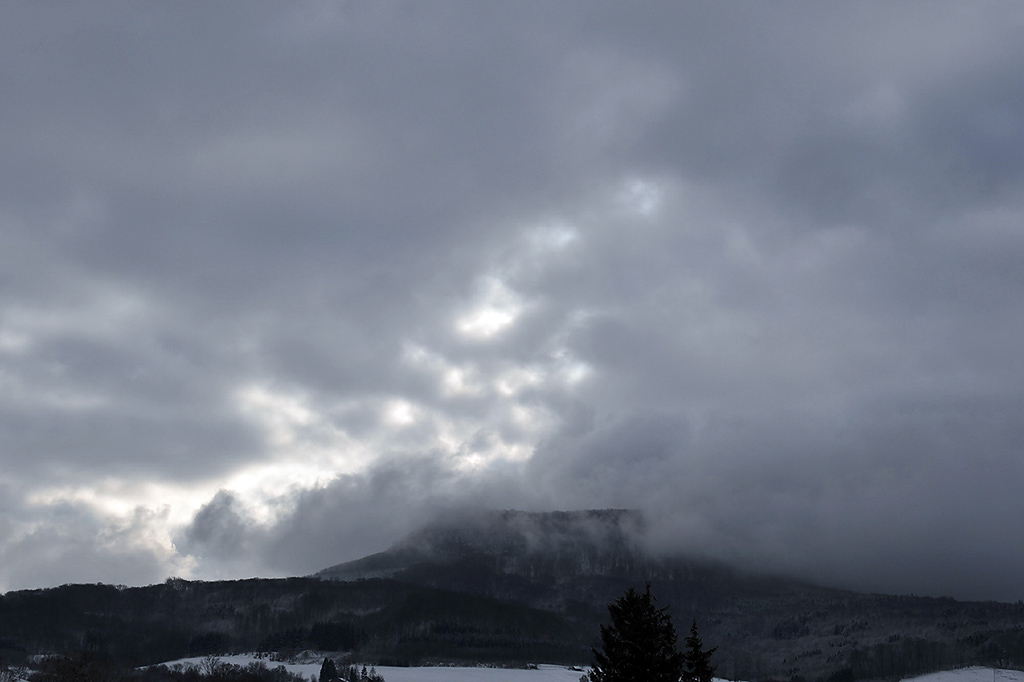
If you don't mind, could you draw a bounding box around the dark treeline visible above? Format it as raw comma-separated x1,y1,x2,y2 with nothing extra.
0,578,589,669
708,594,1024,682
822,631,1024,682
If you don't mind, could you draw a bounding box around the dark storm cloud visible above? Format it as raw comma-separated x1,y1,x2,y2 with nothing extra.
523,392,1024,601
181,491,251,561
1,2,1023,601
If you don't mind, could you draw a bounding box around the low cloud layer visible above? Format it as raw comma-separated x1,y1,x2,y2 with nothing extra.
1,2,1023,601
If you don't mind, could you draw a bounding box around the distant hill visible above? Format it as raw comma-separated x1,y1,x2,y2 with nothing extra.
318,509,648,582
315,509,1024,682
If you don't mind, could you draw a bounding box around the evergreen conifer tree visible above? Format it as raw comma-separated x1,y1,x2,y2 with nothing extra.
320,657,339,682
682,619,717,682
590,584,683,682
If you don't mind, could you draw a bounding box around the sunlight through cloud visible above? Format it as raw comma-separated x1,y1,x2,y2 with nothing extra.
383,398,419,427
455,277,523,340
495,366,544,397
403,343,484,397
233,383,374,490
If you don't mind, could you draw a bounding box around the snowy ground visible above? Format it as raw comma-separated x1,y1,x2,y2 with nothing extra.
904,669,1024,682
157,655,590,682
156,656,1024,682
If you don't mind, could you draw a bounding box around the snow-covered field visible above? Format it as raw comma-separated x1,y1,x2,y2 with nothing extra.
156,655,1024,682
905,669,1024,682
158,655,590,682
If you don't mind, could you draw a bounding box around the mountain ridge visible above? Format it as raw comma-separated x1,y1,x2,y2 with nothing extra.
313,508,1024,681
315,508,831,610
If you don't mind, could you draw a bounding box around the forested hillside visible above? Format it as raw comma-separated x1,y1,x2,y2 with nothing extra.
0,578,588,668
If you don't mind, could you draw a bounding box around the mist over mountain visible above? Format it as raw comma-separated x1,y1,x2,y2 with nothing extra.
315,508,1024,681
317,509,648,582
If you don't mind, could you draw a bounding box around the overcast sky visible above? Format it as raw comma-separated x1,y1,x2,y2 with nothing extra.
1,2,1023,602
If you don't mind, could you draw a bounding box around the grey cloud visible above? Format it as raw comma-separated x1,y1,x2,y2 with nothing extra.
179,491,252,568
2,2,1024,601
177,456,540,579
519,392,1024,601
0,495,173,592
